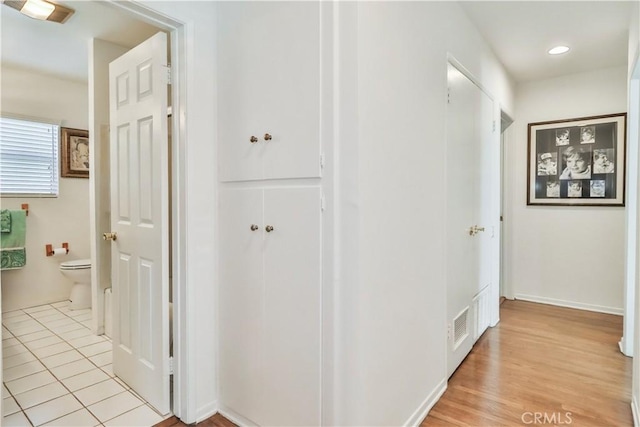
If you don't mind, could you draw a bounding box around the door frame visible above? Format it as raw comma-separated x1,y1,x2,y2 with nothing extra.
623,53,640,358
104,1,191,420
499,112,514,300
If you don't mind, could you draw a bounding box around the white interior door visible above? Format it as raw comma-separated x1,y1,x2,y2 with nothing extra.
109,31,170,415
446,63,494,377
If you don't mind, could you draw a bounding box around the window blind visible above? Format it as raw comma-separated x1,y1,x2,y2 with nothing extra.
0,117,59,196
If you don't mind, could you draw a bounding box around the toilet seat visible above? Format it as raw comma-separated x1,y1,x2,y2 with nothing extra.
60,258,91,270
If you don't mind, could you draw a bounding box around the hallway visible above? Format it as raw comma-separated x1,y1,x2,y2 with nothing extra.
423,300,632,426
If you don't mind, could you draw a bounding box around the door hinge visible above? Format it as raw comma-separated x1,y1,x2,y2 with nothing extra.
321,194,326,212
164,65,172,85
168,356,174,374
320,153,325,169
447,87,451,104
492,120,496,132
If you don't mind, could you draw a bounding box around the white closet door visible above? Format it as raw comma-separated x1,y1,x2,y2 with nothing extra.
218,188,264,423
217,2,321,182
445,64,495,377
262,187,322,426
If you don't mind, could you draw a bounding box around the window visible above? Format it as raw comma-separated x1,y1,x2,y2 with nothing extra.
0,117,59,196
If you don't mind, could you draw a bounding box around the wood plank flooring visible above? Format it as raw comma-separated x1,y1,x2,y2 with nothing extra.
158,300,632,426
423,299,632,426
155,413,236,427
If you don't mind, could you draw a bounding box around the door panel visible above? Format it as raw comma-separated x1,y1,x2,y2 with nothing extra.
262,187,322,426
478,88,494,295
218,188,264,423
109,31,170,415
217,2,321,182
446,64,494,377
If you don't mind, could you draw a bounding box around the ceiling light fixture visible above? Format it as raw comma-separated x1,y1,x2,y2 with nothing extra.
548,46,570,55
21,0,54,20
1,0,75,24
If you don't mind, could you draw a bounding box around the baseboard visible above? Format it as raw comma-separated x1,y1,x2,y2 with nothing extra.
632,395,639,427
514,294,623,315
403,378,447,426
218,405,259,427
196,401,218,424
620,337,634,357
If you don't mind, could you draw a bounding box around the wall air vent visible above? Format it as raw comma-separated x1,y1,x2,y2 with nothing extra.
2,0,75,24
453,307,469,350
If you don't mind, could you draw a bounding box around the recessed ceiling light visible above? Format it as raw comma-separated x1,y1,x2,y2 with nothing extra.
548,46,570,55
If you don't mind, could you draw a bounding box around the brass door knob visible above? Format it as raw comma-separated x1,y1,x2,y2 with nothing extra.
468,225,486,236
264,133,272,141
250,224,259,231
265,225,274,232
103,232,117,241
250,136,258,143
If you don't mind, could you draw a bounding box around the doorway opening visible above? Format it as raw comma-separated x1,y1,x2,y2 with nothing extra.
99,0,187,420
499,111,514,301
0,1,187,424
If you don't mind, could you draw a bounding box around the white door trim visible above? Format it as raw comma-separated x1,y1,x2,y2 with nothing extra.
104,1,192,421
622,53,640,358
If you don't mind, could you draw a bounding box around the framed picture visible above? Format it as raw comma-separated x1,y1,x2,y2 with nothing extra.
527,113,626,206
61,127,89,178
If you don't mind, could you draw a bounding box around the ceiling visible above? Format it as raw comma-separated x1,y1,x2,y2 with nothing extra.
459,1,633,83
0,1,634,84
1,0,160,83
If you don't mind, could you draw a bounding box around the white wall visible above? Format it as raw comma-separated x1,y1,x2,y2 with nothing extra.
1,66,90,311
335,3,514,425
124,2,513,425
88,39,129,334
504,66,627,314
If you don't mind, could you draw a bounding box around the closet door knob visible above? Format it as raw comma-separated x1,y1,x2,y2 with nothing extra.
250,136,258,143
264,133,272,141
250,224,259,231
265,225,274,232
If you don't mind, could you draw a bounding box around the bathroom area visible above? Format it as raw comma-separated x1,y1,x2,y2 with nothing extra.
1,66,94,313
0,67,165,427
0,2,170,425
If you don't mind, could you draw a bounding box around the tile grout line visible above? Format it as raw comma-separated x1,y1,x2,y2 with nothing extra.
2,308,36,427
2,301,156,426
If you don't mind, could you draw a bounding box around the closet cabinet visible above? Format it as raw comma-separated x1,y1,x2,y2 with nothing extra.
217,1,322,182
218,187,322,426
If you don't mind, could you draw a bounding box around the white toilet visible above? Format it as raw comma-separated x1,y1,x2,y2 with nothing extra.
60,259,92,310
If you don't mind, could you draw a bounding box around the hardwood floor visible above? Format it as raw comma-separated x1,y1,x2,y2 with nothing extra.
423,299,632,426
157,300,632,426
155,413,237,427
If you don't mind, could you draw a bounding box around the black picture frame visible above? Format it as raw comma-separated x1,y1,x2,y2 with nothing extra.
527,113,626,206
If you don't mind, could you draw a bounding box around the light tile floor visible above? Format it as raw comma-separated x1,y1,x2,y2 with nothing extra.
2,301,166,426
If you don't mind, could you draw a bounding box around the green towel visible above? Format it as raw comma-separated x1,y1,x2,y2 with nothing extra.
0,209,10,233
1,209,26,270
1,248,26,270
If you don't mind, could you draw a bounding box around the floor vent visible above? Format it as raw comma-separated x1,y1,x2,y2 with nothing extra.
453,307,469,350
